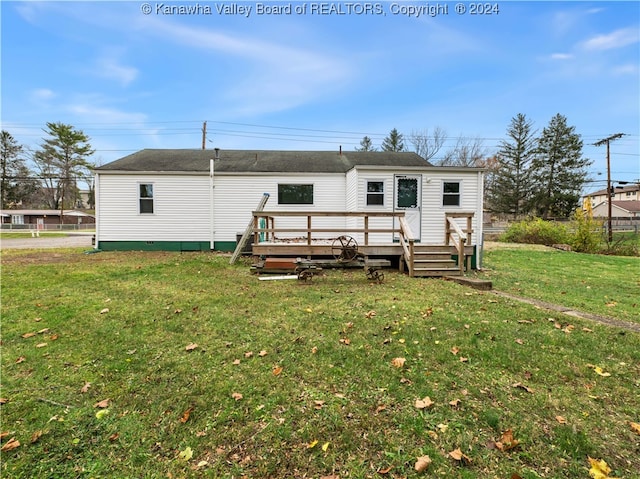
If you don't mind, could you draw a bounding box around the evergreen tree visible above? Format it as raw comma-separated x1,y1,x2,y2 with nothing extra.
0,130,36,208
381,128,405,152
355,136,376,151
33,122,94,218
488,114,537,218
531,114,590,219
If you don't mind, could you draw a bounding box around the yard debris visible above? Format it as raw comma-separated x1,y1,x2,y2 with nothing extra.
414,455,432,472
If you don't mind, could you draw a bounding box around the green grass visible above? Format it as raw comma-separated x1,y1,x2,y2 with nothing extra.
478,245,640,323
1,249,639,478
0,232,69,238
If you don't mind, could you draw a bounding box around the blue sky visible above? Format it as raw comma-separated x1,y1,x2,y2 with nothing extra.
2,0,639,191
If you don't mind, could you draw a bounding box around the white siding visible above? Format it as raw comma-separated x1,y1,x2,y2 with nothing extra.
97,174,210,241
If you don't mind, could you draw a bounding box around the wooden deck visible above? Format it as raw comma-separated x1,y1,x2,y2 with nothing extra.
250,210,475,277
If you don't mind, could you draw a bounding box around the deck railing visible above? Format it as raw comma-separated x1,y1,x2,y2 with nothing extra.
252,210,410,245
445,212,475,274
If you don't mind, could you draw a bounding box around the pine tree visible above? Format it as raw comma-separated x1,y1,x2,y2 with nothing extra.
488,114,537,218
381,128,405,152
355,136,376,151
0,131,36,208
33,122,94,218
531,114,590,219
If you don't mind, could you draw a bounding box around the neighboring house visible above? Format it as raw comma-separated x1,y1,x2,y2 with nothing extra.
0,209,95,229
591,200,640,219
94,149,485,273
585,184,640,207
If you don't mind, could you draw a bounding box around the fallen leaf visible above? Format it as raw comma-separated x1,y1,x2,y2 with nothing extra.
0,438,20,452
422,307,433,317
95,409,110,419
588,457,615,479
272,366,283,376
108,432,120,442
258,350,268,357
448,448,471,464
415,396,434,409
174,309,182,314
0,398,7,405
436,423,448,433
232,359,241,365
311,346,318,354
0,432,9,442
22,332,36,339
630,422,640,435
378,465,394,474
511,474,524,479
30,430,43,444
449,398,461,408
365,310,377,319
50,334,59,341
80,382,91,393
100,308,109,314
427,430,438,440
496,429,520,451
515,338,524,345
15,356,26,364
339,338,351,345
555,416,567,424
195,460,208,469
313,400,325,409
231,392,243,401
391,357,406,368
179,406,194,423
178,446,193,461
375,404,387,414
185,343,198,351
459,356,469,363
450,346,460,355
582,327,593,333
244,351,253,358
321,441,330,452
307,439,318,449
414,455,432,472
94,399,110,408
594,367,611,377
512,382,534,394
35,343,47,348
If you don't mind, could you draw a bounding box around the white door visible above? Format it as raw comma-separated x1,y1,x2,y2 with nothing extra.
394,175,421,241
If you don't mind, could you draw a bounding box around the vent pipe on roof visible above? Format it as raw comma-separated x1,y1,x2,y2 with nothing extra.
339,145,342,155
214,148,220,161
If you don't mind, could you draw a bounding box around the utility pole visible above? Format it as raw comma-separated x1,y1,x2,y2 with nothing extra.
593,133,624,243
201,121,207,150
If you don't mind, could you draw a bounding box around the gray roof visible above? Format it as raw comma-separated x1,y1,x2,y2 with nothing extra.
96,149,433,174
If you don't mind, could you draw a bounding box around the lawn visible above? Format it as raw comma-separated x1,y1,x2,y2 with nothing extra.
1,248,639,478
478,243,640,324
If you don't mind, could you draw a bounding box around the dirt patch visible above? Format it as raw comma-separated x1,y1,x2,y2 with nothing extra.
483,241,553,252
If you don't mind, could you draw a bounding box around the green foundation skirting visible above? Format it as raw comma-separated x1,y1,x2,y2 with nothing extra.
97,241,237,252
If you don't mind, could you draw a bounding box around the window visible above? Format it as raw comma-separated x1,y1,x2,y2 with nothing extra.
443,182,460,206
397,177,418,208
278,184,313,205
11,215,24,225
366,181,384,206
139,184,154,214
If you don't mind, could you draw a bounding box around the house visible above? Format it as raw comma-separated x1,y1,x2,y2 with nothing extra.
0,209,95,229
94,149,485,275
585,184,640,207
591,200,640,219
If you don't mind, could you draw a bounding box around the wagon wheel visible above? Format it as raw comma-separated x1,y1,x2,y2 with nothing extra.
366,267,385,283
298,269,313,282
332,235,359,263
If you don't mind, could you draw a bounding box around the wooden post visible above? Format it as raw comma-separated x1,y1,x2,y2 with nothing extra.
307,215,312,246
364,215,369,245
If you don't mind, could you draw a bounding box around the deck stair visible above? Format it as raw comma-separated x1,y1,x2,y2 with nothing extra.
411,245,462,277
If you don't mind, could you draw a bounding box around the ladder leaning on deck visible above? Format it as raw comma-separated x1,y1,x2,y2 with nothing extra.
229,193,270,264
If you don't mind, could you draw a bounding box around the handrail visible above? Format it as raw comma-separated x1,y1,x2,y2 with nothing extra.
398,216,415,276
446,216,467,275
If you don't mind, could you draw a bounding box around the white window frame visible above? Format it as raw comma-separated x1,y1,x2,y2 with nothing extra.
442,181,461,207
139,183,155,214
366,180,385,207
277,183,314,205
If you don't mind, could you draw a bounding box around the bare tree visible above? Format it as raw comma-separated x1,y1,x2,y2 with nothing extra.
408,127,446,162
439,136,487,167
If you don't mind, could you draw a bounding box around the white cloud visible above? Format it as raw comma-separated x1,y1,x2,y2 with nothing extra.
612,64,639,76
581,27,639,51
550,53,573,61
30,88,56,101
94,57,138,87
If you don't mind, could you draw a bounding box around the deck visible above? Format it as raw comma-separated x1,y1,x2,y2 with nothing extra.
246,211,476,277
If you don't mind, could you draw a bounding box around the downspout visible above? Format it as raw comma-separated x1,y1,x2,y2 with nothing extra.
210,149,219,250
477,170,485,269
94,174,100,249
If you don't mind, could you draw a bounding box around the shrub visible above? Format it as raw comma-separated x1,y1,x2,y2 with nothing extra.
570,208,603,253
500,218,571,245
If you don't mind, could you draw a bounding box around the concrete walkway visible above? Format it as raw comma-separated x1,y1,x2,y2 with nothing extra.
0,233,93,250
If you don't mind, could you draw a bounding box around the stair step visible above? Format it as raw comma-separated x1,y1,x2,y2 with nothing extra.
413,267,462,277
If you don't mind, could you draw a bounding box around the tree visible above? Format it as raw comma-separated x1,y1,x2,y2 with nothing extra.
1,131,37,208
33,122,94,220
381,128,405,152
355,136,376,152
438,136,487,167
530,114,590,219
487,114,537,218
408,127,446,162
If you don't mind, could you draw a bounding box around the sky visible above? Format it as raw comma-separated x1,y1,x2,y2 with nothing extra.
1,0,639,193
